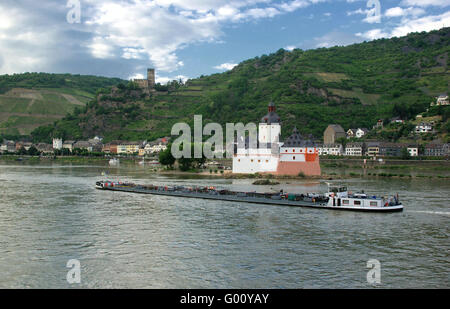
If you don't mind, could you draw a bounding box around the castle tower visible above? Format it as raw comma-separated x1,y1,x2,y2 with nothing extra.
258,102,281,145
147,68,155,89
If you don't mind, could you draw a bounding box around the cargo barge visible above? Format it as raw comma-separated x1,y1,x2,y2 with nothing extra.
95,181,403,212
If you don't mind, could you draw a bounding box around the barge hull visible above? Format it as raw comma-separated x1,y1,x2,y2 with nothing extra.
97,186,404,213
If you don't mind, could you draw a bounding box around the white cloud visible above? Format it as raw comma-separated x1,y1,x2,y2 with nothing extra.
129,73,145,80
214,63,238,70
400,0,450,7
356,28,389,40
314,31,361,48
0,3,60,74
356,11,450,40
88,37,115,59
156,74,189,84
385,7,426,18
390,11,450,37
83,0,321,73
0,0,323,76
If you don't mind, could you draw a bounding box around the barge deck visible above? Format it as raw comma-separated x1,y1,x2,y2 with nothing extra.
96,181,404,213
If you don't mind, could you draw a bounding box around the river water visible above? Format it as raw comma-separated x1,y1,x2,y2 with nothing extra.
0,163,448,288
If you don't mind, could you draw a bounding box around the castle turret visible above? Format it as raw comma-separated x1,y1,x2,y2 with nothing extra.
259,102,281,145
147,68,155,89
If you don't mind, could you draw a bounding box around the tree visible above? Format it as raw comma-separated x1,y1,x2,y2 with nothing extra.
17,147,27,155
401,147,410,160
27,146,40,156
159,147,175,168
336,137,348,149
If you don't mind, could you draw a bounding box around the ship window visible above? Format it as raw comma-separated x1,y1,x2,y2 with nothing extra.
343,200,349,205
238,159,241,162
258,160,261,163
266,160,269,163
293,156,296,160
370,202,378,207
354,201,361,206
251,159,254,163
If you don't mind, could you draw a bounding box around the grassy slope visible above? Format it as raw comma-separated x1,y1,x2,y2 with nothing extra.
0,74,123,135
33,28,450,142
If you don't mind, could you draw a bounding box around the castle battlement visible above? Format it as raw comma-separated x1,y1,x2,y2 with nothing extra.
133,68,155,93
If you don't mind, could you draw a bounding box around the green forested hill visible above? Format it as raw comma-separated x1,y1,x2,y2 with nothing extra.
31,28,450,142
0,73,123,136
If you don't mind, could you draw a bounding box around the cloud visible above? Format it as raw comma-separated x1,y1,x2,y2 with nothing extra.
314,31,361,48
0,0,322,76
357,11,450,40
385,7,426,18
0,1,64,74
400,0,450,7
82,0,322,73
156,74,189,84
347,7,381,24
214,63,238,70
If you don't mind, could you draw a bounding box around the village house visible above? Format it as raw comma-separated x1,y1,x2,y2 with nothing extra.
433,94,449,106
324,125,346,144
102,143,111,154
63,141,75,152
390,117,405,124
379,142,407,157
35,143,53,154
139,146,146,157
144,138,169,155
415,122,433,134
73,141,93,152
407,145,419,157
425,143,450,157
103,142,119,154
317,144,344,156
366,142,380,157
88,136,103,144
346,129,357,139
88,137,104,152
15,142,33,151
374,119,384,130
114,141,140,155
1,141,16,153
347,128,369,139
345,143,364,156
356,128,369,139
53,138,63,150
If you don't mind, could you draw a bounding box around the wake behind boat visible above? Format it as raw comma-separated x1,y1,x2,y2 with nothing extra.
95,181,403,212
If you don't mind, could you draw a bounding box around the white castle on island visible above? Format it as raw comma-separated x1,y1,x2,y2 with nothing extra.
232,102,321,176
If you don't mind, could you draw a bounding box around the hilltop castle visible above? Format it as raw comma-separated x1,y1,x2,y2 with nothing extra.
133,68,156,93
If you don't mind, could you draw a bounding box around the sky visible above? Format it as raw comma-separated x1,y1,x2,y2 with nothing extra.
0,0,449,84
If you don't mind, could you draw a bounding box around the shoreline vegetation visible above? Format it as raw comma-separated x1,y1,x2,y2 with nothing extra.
1,155,449,180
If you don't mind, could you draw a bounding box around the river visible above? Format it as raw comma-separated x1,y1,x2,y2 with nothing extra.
0,163,448,288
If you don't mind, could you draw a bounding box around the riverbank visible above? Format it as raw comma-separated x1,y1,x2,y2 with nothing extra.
1,155,449,180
